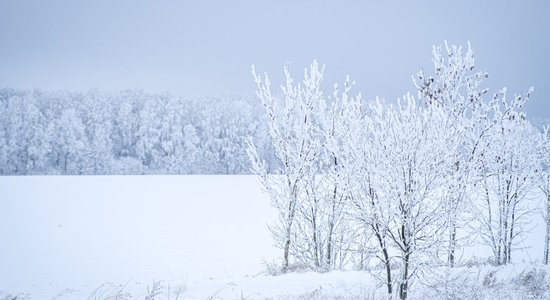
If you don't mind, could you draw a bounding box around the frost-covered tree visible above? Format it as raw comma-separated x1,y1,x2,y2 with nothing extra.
316,78,359,270
414,41,490,267
369,96,459,300
136,95,165,171
0,93,46,174
81,90,114,174
290,77,358,270
414,42,540,268
112,91,140,158
247,61,324,270
45,107,88,174
158,97,186,174
181,124,201,171
476,88,538,265
344,98,395,296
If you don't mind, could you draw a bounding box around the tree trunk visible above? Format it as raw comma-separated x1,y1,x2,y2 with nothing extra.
508,201,517,263
448,219,456,267
64,152,69,173
502,214,508,265
373,225,392,297
400,252,410,300
326,178,338,269
383,247,393,297
283,180,296,271
544,218,550,265
544,197,550,265
326,201,337,269
312,205,320,268
283,237,290,270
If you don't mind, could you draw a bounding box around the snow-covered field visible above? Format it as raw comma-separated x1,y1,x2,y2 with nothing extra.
1,176,279,298
1,176,548,299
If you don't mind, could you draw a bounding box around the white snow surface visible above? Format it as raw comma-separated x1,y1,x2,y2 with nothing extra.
0,175,547,299
0,175,281,298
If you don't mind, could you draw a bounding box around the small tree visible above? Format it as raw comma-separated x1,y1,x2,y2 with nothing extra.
293,77,360,270
247,61,324,270
476,88,538,265
413,41,489,267
345,97,395,296
368,95,458,300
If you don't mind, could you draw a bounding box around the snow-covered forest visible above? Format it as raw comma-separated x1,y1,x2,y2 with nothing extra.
0,89,278,175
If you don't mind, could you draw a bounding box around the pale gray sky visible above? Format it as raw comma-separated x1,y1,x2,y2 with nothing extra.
1,0,549,117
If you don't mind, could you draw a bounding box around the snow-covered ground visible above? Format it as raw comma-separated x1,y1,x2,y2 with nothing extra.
0,176,278,298
0,176,548,299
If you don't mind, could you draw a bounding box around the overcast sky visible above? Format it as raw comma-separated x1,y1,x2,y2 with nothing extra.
1,0,549,118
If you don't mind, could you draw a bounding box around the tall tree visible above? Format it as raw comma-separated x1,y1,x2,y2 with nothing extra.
45,107,88,174
247,61,324,270
414,41,489,267
368,95,458,299
477,88,538,265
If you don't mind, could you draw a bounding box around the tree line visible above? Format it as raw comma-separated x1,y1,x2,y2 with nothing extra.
0,89,278,175
247,43,550,300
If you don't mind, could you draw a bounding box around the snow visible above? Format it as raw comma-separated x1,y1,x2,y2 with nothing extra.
0,175,279,298
0,175,547,299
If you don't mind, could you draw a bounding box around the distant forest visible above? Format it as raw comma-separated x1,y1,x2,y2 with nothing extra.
0,88,279,175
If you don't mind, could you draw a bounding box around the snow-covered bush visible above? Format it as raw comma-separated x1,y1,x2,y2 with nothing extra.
418,267,483,300
87,283,132,300
414,264,550,300
512,267,550,299
0,291,30,300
